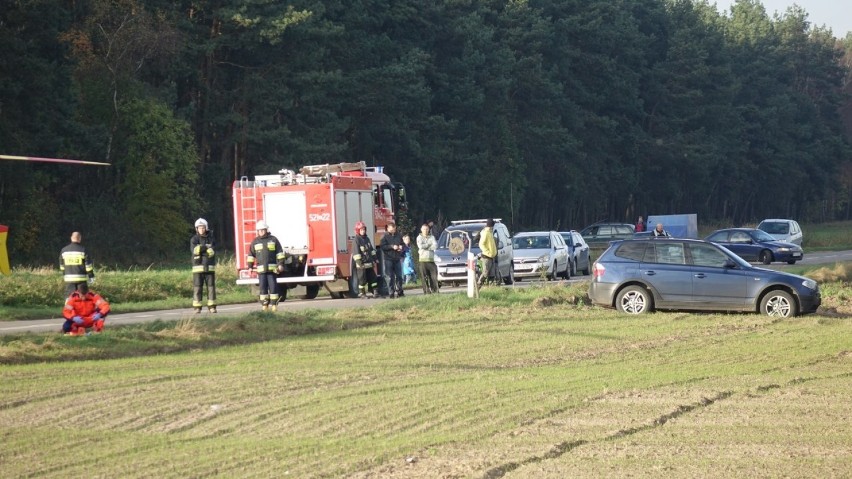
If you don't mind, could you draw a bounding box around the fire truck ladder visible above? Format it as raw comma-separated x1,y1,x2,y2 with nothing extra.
238,177,259,259
299,161,366,177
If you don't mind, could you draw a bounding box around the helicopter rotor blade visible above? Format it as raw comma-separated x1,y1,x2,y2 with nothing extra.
0,155,110,166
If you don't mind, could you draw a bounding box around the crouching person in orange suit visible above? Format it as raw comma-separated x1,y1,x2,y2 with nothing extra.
62,290,111,335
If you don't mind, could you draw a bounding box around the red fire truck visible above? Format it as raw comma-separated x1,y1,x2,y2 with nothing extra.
232,161,407,299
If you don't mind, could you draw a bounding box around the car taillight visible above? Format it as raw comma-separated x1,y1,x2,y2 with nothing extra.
592,262,605,279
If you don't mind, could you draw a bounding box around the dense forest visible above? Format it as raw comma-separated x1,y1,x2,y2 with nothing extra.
2,0,852,265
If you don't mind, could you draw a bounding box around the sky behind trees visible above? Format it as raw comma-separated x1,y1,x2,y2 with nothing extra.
715,0,852,36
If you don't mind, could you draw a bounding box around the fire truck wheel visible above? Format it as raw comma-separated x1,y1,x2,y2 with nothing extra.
303,284,320,300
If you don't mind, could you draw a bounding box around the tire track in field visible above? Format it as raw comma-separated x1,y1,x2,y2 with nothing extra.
480,371,851,479
480,391,733,479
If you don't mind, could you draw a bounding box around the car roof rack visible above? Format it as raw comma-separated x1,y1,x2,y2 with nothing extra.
450,218,502,225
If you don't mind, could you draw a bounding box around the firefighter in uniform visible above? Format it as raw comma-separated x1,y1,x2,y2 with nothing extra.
247,220,287,311
62,290,110,335
191,218,217,313
352,221,379,298
59,231,94,296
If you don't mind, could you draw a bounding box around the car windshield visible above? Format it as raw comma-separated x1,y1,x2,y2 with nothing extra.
513,235,550,249
759,222,789,235
560,233,573,244
437,226,482,249
751,229,777,242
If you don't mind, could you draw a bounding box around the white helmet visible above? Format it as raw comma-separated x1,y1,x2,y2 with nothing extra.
195,218,208,228
256,220,268,231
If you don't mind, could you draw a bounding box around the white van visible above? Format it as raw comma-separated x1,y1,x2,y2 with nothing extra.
757,219,803,245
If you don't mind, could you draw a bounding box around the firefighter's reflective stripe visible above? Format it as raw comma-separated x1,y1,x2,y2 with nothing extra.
60,245,93,283
61,251,86,266
192,264,215,272
248,235,285,273
62,250,89,281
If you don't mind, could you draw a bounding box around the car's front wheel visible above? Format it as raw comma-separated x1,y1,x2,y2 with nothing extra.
760,290,797,317
760,250,773,264
616,285,653,314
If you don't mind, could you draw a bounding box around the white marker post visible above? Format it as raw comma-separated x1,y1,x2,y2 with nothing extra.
467,250,478,298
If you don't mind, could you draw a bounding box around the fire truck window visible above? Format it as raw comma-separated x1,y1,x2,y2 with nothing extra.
383,187,394,214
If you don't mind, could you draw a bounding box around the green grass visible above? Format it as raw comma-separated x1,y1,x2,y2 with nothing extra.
0,257,255,320
0,284,850,478
798,220,852,250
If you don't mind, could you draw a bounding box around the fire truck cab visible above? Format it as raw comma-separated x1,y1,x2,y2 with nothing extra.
232,161,406,299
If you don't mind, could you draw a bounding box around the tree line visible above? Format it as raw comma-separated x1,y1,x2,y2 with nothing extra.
1,0,851,266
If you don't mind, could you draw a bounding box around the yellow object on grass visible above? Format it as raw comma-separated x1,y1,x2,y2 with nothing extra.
0,225,9,275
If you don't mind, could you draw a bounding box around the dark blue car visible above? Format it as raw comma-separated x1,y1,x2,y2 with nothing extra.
705,228,803,264
589,238,820,317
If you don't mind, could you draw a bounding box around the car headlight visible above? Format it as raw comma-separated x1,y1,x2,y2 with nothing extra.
434,256,442,263
777,247,791,252
802,279,817,290
538,254,550,263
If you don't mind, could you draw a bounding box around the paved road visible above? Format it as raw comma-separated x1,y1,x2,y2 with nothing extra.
794,249,852,265
0,276,588,336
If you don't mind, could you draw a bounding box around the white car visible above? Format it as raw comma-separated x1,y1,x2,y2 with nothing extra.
757,219,803,246
511,231,570,281
559,230,591,276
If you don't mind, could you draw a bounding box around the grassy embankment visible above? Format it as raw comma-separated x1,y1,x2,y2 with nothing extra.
0,257,252,320
0,282,849,478
3,221,852,321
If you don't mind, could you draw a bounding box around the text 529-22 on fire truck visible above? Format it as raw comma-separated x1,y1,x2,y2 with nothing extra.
232,161,407,300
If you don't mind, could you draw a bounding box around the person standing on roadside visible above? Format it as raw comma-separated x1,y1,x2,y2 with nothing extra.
59,231,94,296
191,218,217,313
380,222,405,298
416,223,439,294
652,223,671,237
635,216,646,233
247,220,287,311
478,219,498,286
402,234,417,285
352,221,379,298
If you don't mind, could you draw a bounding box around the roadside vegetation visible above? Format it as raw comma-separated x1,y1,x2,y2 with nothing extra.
5,222,852,322
1,283,849,478
0,257,250,320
